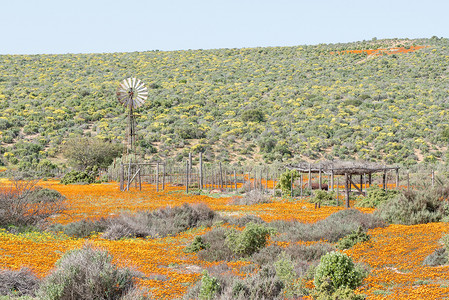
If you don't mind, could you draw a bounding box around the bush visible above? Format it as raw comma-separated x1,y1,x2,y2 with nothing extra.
231,190,271,205
199,271,220,300
0,268,40,297
276,170,299,197
336,227,370,250
314,251,366,292
225,222,276,257
184,236,209,253
62,137,123,170
274,252,301,298
227,215,266,227
0,179,66,228
285,243,336,263
60,166,98,185
272,209,385,243
422,247,447,266
197,227,235,261
356,186,399,208
312,280,365,300
375,187,449,225
310,190,337,207
102,203,218,240
183,265,285,300
38,244,142,300
48,218,109,238
27,187,65,203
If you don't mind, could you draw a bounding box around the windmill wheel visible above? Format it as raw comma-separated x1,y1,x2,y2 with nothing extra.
116,78,148,109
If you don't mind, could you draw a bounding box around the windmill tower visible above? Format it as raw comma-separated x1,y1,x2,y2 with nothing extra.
116,78,148,154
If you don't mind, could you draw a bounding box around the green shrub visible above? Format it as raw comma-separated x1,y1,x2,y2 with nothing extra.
314,251,366,292
199,271,220,300
62,137,123,170
225,222,276,257
277,170,299,197
356,186,399,208
310,190,337,206
312,280,365,300
274,252,301,298
38,244,142,300
336,227,370,250
185,236,209,253
60,166,98,185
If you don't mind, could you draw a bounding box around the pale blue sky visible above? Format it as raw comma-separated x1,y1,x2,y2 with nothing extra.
1,0,448,54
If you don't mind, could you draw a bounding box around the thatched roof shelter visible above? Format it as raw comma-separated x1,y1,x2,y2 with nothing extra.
287,160,399,176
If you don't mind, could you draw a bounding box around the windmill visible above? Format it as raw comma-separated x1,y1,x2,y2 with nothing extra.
116,78,148,154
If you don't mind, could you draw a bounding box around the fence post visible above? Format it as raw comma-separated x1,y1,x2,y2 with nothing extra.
199,152,203,189
234,170,237,192
120,163,124,191
156,163,159,192
186,160,189,193
395,168,399,190
162,163,166,190
290,171,294,197
345,173,350,208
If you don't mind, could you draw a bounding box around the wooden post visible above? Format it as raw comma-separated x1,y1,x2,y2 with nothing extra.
345,173,350,208
407,172,410,191
199,152,203,189
308,164,312,189
248,171,251,192
319,164,322,190
120,163,124,191
186,160,189,193
138,167,141,191
360,174,363,194
364,174,367,195
382,169,386,190
395,168,399,190
234,170,237,192
330,169,334,192
260,169,263,192
219,162,223,189
290,171,294,197
336,177,340,206
156,163,159,192
162,163,166,190
369,173,372,186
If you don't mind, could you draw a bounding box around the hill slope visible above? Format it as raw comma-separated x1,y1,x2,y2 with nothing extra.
0,37,449,170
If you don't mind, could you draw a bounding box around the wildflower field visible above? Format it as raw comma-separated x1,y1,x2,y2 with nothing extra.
1,180,449,299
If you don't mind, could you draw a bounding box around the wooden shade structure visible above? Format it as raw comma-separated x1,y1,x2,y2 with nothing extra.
287,160,400,208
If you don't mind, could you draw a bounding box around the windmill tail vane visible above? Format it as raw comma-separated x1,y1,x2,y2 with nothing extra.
117,78,148,154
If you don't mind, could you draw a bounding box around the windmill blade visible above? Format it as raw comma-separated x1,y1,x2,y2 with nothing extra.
122,79,130,89
136,85,148,92
132,78,137,88
137,92,148,98
135,83,145,91
135,79,142,89
135,97,145,106
127,78,133,89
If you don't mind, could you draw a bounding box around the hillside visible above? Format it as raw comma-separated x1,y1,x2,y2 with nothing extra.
1,37,449,170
